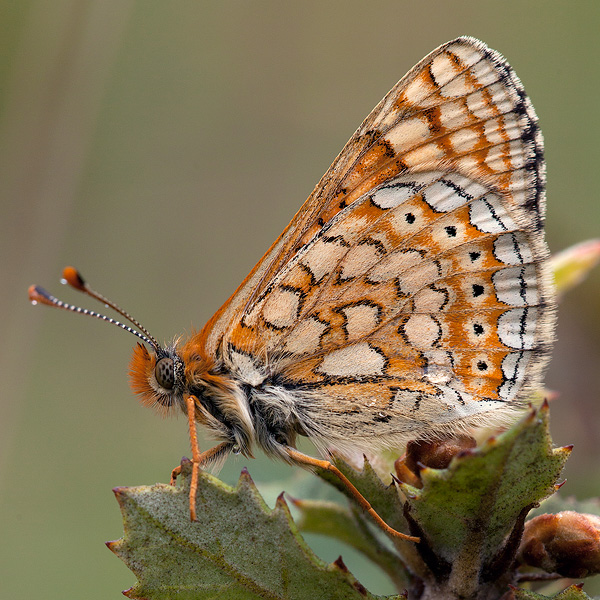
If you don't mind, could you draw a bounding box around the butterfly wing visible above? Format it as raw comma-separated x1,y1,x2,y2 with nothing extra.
198,37,554,449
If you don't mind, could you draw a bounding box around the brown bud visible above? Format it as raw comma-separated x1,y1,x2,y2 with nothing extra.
518,511,600,578
394,456,422,487
394,435,476,487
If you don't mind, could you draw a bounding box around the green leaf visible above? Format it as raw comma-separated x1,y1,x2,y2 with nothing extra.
512,583,592,599
292,498,409,590
108,460,403,600
311,454,431,579
310,452,417,548
330,456,409,538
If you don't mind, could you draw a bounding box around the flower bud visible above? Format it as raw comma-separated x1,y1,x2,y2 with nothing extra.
394,435,476,487
518,511,600,578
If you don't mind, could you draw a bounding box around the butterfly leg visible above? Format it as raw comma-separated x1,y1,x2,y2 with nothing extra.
188,443,231,521
285,447,419,543
169,395,229,521
184,395,202,520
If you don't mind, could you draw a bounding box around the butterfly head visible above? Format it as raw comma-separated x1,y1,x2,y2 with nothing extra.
129,342,187,415
129,336,256,455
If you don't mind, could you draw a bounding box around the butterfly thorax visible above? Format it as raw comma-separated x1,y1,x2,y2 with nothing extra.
128,339,306,462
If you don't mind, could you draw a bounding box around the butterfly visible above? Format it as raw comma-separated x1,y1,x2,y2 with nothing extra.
30,36,555,542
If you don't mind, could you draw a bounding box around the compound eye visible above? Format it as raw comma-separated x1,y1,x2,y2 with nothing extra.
155,357,175,390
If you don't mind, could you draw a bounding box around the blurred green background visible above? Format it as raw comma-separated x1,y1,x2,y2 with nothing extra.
1,1,599,598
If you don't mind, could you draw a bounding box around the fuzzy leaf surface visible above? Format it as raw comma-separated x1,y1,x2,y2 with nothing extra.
108,461,402,600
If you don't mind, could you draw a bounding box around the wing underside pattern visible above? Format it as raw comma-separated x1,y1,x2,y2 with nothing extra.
191,37,554,444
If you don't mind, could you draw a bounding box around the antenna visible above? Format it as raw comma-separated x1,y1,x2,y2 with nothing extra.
29,267,161,350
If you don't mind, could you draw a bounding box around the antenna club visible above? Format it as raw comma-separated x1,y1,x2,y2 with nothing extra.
62,266,86,290
28,285,53,307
